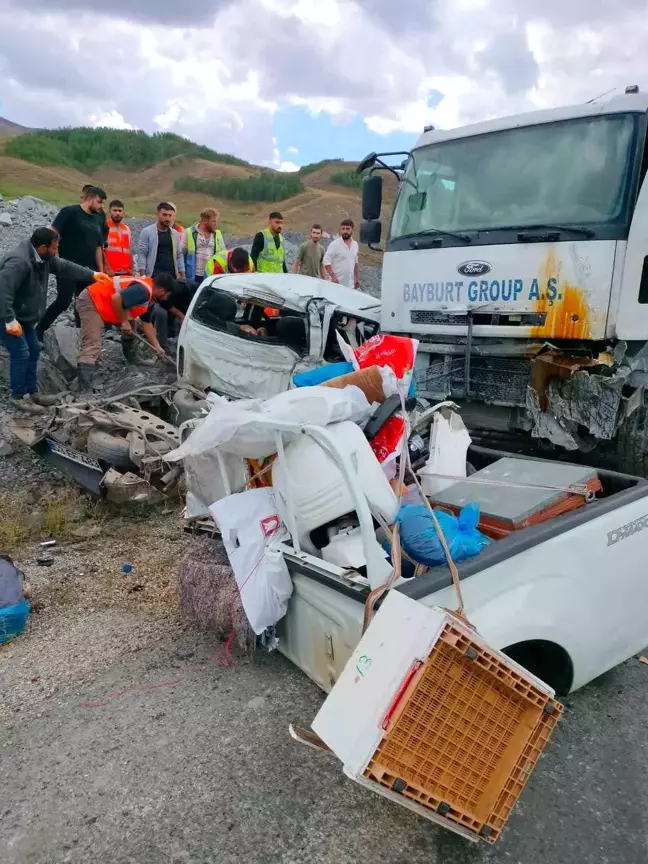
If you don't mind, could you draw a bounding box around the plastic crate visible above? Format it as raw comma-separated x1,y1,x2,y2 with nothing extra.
363,621,562,842
311,592,562,844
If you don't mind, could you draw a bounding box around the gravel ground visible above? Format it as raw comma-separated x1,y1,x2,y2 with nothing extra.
1,617,647,864
0,509,189,723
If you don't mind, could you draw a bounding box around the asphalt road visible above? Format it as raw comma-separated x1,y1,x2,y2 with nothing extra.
2,628,647,864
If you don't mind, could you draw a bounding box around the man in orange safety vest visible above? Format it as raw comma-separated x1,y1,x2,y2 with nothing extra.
105,199,135,275
75,273,177,390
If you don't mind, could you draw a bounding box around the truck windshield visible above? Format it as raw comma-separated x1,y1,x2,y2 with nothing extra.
390,113,638,242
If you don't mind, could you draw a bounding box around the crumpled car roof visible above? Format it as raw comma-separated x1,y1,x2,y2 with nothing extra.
196,273,381,322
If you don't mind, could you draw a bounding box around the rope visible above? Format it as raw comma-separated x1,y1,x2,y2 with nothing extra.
415,471,595,501
363,522,402,633
399,390,467,618
240,460,274,492
362,390,469,627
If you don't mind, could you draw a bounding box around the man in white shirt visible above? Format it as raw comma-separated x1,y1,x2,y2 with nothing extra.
323,218,360,289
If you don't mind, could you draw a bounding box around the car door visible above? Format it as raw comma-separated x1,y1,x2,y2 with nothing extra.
181,316,305,398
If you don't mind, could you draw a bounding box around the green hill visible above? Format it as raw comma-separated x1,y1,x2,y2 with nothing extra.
175,173,305,203
4,127,250,173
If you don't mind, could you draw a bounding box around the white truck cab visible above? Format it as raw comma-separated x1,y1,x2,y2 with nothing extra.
360,87,648,473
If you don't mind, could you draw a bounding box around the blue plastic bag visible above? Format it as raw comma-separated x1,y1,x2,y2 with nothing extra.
396,502,490,567
0,600,30,644
293,362,354,388
380,538,416,579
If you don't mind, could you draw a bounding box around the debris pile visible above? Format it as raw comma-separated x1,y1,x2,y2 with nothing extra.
0,195,57,238
7,382,206,504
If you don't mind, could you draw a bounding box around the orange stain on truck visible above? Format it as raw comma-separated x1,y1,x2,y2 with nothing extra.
530,248,591,339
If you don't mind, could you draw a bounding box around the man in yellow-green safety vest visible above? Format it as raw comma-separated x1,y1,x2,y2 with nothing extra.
250,212,287,273
205,247,255,276
182,208,225,280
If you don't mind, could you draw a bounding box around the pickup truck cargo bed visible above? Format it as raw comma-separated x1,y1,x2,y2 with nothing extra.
277,446,648,696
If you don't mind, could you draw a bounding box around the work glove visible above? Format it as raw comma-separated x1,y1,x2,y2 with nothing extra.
93,272,113,285
5,319,22,337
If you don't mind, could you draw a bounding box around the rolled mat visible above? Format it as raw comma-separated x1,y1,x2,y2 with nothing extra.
323,365,385,404
177,535,254,651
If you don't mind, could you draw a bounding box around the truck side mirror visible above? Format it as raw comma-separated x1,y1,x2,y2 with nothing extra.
360,220,382,246
362,175,383,221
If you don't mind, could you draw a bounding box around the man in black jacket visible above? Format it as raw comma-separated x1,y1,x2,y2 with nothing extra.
0,227,107,411
37,185,108,339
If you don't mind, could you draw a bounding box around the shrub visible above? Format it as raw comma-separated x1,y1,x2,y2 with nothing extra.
175,173,304,202
299,159,343,176
330,169,364,189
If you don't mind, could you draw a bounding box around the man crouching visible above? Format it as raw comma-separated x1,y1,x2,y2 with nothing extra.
75,273,176,391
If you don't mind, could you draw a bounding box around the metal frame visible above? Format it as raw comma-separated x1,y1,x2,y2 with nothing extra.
240,419,390,591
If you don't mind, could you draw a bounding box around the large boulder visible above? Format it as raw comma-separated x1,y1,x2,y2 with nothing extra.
43,324,78,381
37,354,71,394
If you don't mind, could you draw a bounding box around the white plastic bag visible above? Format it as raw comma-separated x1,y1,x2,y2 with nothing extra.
417,408,471,497
209,488,293,635
166,386,373,461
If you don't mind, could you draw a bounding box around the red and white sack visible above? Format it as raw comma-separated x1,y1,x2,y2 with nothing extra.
210,487,293,634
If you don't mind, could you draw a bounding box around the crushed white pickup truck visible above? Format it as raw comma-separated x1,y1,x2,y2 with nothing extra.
167,330,648,841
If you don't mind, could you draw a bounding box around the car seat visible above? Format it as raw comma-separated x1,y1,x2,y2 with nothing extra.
275,316,307,354
199,290,240,334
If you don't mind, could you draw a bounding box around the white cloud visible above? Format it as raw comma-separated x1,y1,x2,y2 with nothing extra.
287,146,299,154
0,0,647,166
91,110,136,130
279,161,300,172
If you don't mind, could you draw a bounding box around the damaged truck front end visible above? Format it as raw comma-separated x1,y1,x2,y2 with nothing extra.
412,336,648,474
362,91,648,474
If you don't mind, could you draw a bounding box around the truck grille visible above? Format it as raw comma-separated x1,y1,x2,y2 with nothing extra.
415,355,530,407
411,311,470,326
410,310,547,327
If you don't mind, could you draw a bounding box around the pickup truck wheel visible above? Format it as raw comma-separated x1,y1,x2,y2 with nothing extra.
86,428,132,469
610,403,648,478
503,640,573,696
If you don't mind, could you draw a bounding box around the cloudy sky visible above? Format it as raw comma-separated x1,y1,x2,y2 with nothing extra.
0,0,646,170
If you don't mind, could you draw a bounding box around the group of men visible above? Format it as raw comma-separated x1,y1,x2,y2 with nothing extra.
292,220,360,290
0,182,361,410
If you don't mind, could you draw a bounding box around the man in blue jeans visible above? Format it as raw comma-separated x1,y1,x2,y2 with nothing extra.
0,227,105,412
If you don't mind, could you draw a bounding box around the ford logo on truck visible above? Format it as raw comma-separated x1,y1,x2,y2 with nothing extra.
457,260,491,276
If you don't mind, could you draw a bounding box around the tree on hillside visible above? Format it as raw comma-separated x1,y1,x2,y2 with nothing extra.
175,173,304,202
5,128,250,172
330,169,365,189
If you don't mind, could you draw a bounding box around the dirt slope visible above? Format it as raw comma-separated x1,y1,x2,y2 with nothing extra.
0,139,398,238
0,117,32,137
